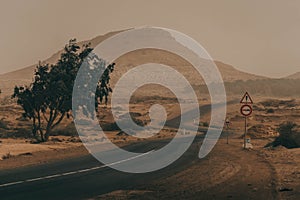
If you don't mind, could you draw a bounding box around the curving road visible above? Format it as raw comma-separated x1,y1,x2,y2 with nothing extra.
0,101,277,199
0,135,277,200
0,136,205,200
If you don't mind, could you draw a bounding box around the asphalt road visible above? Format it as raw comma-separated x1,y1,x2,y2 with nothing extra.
0,134,206,200
0,101,237,200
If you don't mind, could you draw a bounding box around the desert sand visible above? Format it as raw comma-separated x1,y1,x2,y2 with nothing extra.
0,31,300,199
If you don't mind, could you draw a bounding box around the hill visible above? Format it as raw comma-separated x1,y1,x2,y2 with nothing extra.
0,29,267,97
285,72,300,80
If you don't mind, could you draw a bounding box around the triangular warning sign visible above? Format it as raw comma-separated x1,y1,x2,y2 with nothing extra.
240,92,253,104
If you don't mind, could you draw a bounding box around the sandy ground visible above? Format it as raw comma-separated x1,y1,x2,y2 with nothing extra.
91,138,300,200
2,134,298,199
260,146,300,199
0,129,180,170
0,137,81,160
0,98,300,199
0,137,87,170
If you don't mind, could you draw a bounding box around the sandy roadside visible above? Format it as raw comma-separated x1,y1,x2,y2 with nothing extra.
0,137,88,170
1,133,299,199
0,129,180,170
92,138,300,200
259,145,300,199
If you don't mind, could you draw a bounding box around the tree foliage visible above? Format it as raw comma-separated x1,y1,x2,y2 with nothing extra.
13,39,114,142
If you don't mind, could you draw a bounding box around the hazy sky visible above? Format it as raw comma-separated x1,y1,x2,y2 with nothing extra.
0,0,299,77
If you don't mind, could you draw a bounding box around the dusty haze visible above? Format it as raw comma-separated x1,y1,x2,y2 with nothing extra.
0,0,300,77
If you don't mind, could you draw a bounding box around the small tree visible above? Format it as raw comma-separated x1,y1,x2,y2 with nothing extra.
13,39,114,142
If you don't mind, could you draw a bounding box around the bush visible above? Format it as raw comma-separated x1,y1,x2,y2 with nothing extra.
0,128,32,139
2,152,12,160
202,122,209,127
51,123,78,136
260,99,297,108
269,122,300,148
266,108,275,114
11,128,32,138
0,119,9,130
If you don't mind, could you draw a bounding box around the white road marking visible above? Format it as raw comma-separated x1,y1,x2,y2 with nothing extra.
0,150,154,188
0,181,24,187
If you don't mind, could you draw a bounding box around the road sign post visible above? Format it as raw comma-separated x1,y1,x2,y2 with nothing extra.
244,114,247,149
240,92,253,149
225,118,230,144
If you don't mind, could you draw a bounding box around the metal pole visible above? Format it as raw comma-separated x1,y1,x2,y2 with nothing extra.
227,131,229,144
226,125,229,144
225,118,230,144
244,116,247,149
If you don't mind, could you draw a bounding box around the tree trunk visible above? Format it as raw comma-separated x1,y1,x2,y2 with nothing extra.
44,125,51,142
39,129,45,142
32,117,37,139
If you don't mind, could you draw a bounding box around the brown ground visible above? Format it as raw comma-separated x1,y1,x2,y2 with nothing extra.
0,141,88,170
92,138,300,200
1,136,299,199
0,98,300,199
0,31,299,199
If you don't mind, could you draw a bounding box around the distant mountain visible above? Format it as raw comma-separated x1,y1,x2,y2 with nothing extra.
0,29,126,81
214,61,267,82
0,30,126,96
285,72,300,80
0,29,268,97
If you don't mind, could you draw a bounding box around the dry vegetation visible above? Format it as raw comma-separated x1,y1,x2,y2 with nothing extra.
1,90,300,199
0,31,299,198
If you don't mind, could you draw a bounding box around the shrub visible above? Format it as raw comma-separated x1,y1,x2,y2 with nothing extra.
0,119,9,130
51,123,78,136
269,122,300,148
203,122,209,127
266,108,275,114
0,128,32,139
2,152,12,160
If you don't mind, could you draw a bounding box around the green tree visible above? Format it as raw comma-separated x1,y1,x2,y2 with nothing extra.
13,39,114,142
